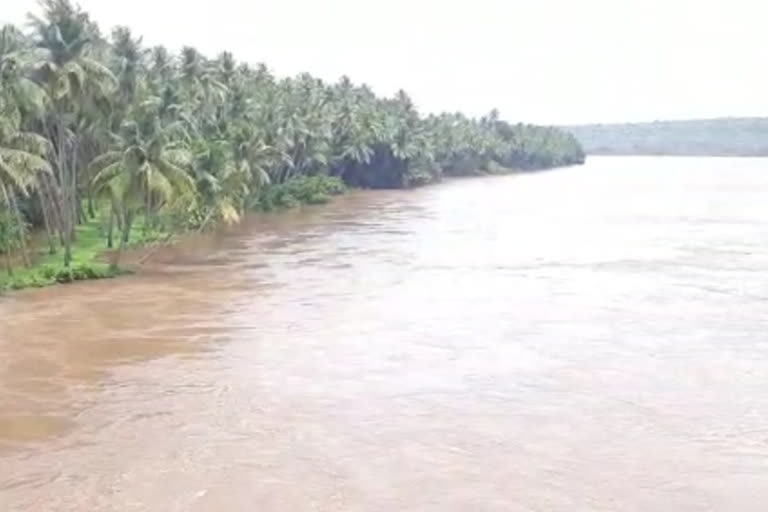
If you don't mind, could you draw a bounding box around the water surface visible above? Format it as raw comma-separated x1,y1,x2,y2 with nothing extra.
2,156,768,511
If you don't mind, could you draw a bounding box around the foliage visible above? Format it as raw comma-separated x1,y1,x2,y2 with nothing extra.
0,0,584,290
0,215,121,292
1,262,118,291
254,176,345,211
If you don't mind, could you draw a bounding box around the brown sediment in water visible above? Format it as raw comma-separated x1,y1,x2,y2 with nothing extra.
2,158,768,511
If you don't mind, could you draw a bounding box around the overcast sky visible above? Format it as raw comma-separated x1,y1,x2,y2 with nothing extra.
4,0,767,124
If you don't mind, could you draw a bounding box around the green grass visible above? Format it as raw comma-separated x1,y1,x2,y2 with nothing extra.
0,216,124,293
0,177,347,293
125,216,175,248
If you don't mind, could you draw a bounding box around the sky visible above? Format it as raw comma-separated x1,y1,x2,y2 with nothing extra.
4,0,767,125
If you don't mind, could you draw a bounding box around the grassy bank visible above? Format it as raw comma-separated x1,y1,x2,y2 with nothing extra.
0,219,120,292
0,176,347,293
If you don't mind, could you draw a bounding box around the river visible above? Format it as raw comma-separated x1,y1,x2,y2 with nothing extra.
1,156,768,511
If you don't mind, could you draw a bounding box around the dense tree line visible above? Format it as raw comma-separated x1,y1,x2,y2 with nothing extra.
1,0,584,274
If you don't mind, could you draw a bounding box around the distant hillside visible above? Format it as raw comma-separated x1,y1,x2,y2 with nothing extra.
563,118,768,156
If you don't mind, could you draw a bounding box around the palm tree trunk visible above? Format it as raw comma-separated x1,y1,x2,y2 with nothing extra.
112,209,134,271
60,168,73,266
3,250,12,277
63,235,73,266
5,187,31,268
37,172,64,247
107,202,115,249
87,187,95,219
40,200,57,255
111,234,124,271
58,120,74,267
81,136,98,220
52,114,73,266
76,197,86,225
145,184,152,231
41,121,67,247
122,210,134,244
70,142,79,239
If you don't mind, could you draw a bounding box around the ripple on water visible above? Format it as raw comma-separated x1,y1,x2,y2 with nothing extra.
2,157,768,511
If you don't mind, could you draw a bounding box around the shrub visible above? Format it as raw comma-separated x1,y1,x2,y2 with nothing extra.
40,265,57,279
46,263,114,285
405,168,435,187
316,176,346,195
6,274,51,290
54,267,74,283
254,175,346,211
306,192,330,205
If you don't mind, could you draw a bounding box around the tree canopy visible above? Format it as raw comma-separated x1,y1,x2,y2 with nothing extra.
0,0,584,276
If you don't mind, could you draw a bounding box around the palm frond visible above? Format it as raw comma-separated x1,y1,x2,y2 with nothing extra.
88,151,121,174
91,160,124,191
145,163,173,202
156,157,194,197
251,165,271,187
163,148,193,168
10,132,53,157
217,199,240,225
80,57,117,87
0,148,51,177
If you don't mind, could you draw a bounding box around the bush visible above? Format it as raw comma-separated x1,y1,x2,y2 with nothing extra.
254,176,345,211
0,264,117,292
306,192,330,205
54,267,74,283
405,168,435,187
128,228,171,248
6,273,51,290
318,177,346,195
53,263,115,283
40,265,57,279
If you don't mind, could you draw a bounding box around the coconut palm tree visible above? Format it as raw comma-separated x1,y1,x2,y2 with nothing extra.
25,0,117,265
90,108,194,266
0,95,52,267
1,30,55,265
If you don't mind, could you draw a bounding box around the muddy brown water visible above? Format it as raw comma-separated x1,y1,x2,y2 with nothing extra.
2,156,768,511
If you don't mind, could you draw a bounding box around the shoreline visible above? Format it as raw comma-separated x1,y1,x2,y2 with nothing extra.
0,165,580,294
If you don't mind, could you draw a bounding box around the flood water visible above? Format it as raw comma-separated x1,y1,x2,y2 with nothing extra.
2,156,768,511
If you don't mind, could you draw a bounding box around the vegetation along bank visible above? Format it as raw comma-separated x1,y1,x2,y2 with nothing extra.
0,0,585,292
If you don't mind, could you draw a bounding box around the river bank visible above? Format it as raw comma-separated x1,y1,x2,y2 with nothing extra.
0,175,349,293
0,166,551,294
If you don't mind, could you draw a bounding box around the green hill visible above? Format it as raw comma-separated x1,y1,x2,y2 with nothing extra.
564,118,768,156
